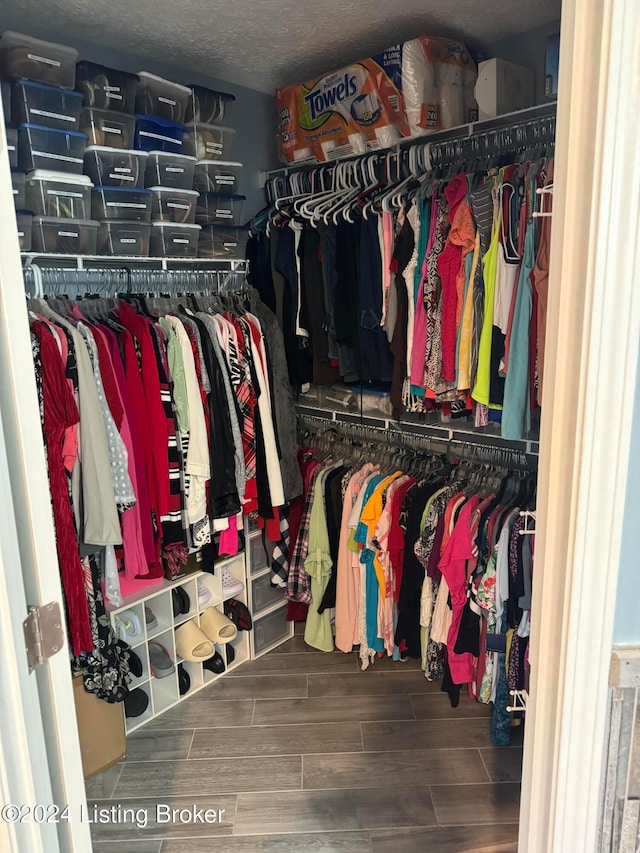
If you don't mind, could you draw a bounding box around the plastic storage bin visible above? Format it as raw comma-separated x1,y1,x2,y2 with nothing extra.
16,210,32,251
11,79,83,131
6,125,18,168
18,123,87,174
134,115,185,154
150,222,200,258
252,605,289,656
25,171,92,218
79,108,135,149
183,123,235,161
31,216,99,254
0,32,78,88
83,146,147,188
251,572,286,616
195,192,245,225
97,221,150,256
11,170,25,209
193,160,242,194
2,81,10,122
91,186,152,222
135,72,190,123
198,225,248,259
186,85,235,125
76,62,138,113
144,151,196,190
149,187,198,224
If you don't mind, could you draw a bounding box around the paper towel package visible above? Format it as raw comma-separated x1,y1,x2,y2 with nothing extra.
276,37,478,164
474,58,534,121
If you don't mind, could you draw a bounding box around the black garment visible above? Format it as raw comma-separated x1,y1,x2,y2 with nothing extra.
318,465,347,613
389,215,415,419
274,223,312,388
321,223,358,382
191,315,240,518
334,220,361,376
300,225,340,386
395,482,435,658
247,231,276,314
357,216,393,382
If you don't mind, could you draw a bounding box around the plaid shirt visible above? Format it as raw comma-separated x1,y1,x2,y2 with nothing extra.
270,503,289,588
286,467,323,604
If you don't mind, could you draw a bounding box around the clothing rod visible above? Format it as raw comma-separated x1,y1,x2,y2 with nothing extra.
22,252,248,273
297,409,539,460
264,102,557,180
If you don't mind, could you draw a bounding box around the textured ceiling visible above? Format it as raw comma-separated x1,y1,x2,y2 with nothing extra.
1,0,561,93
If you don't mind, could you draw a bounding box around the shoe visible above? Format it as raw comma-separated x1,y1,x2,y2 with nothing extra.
145,606,158,630
124,687,149,718
148,642,175,678
172,586,190,617
175,619,215,661
197,578,212,608
202,652,225,674
199,606,237,643
178,663,191,695
221,567,244,597
128,648,143,678
226,644,235,665
224,599,252,631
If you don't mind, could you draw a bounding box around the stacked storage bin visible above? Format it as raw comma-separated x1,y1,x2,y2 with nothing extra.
132,72,198,256
0,31,97,253
76,61,153,256
185,86,247,259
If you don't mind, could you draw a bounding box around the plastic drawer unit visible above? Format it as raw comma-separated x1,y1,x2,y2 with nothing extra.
11,170,25,209
6,124,18,168
76,62,138,113
252,605,290,656
83,146,147,188
18,123,87,174
193,160,242,194
183,122,235,161
198,225,248,260
149,187,198,224
186,85,235,125
144,151,196,190
25,171,92,219
0,31,78,88
91,186,153,222
97,221,151,256
135,72,190,124
31,216,99,254
134,115,185,154
251,572,286,617
16,210,32,251
11,79,83,131
149,222,201,258
79,108,135,149
195,193,245,226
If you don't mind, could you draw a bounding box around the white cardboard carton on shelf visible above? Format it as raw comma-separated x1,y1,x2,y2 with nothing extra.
474,58,535,121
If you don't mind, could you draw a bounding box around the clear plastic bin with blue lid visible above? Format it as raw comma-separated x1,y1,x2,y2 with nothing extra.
91,186,153,222
18,123,87,174
195,192,246,226
134,115,185,154
26,170,93,219
83,145,148,188
135,72,191,124
0,31,78,88
11,79,83,131
76,62,138,114
186,85,235,125
148,186,198,224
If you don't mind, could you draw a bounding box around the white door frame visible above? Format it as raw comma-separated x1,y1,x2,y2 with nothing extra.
0,122,92,851
519,0,640,849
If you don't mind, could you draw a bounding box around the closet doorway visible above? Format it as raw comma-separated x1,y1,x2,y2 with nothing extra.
0,0,638,851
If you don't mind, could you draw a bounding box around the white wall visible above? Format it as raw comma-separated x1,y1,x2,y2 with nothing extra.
486,19,561,105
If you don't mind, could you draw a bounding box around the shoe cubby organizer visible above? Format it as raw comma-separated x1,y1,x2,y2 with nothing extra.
109,539,291,734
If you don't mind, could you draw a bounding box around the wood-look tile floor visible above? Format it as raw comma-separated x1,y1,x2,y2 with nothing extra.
88,625,523,852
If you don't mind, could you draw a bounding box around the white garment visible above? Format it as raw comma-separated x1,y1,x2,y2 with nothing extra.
403,201,420,374
165,316,210,524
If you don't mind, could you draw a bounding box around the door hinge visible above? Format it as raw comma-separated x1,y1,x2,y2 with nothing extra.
23,602,64,673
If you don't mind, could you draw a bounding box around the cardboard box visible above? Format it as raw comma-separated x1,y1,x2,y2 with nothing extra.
72,675,126,779
475,58,534,121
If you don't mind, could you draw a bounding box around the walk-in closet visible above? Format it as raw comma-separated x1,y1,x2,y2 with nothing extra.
0,2,639,853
